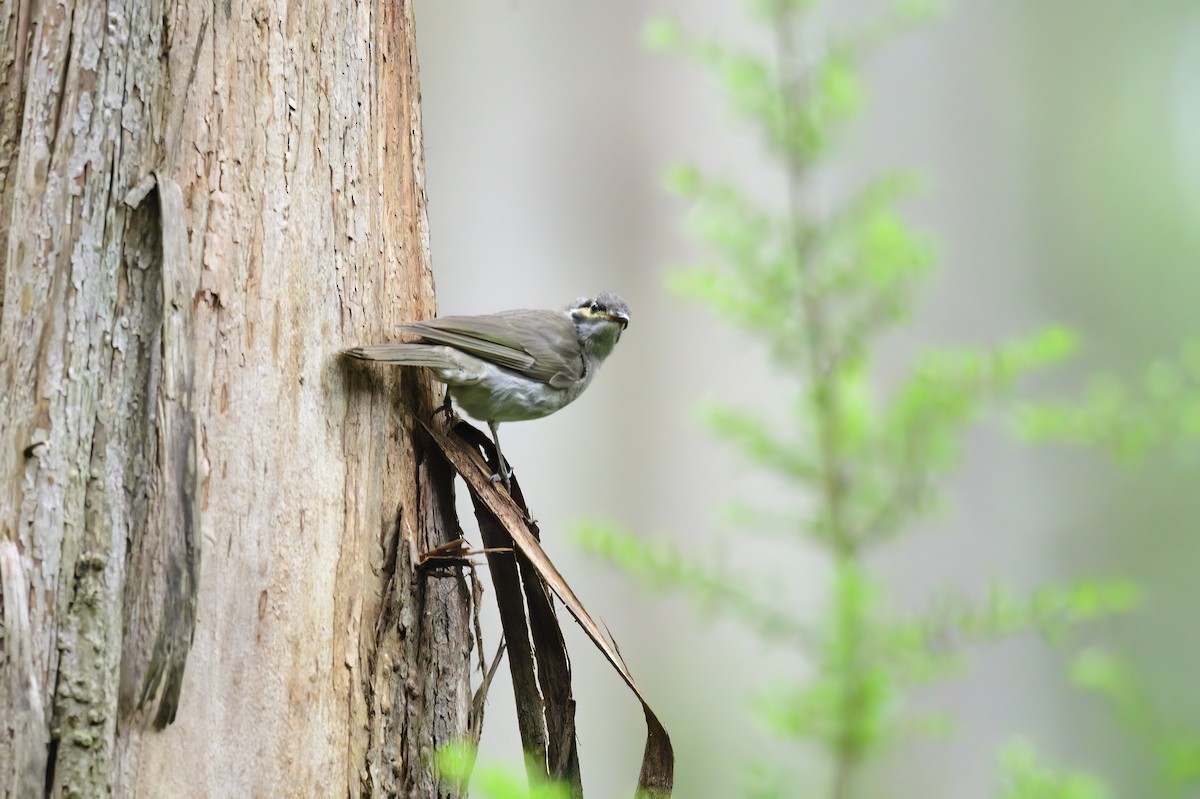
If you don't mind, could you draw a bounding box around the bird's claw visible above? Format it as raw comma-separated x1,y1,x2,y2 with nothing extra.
434,391,455,419
489,469,514,490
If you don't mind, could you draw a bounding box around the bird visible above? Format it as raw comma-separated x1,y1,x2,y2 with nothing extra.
345,293,631,487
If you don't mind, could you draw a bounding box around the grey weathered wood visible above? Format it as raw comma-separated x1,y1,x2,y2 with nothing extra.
0,0,471,795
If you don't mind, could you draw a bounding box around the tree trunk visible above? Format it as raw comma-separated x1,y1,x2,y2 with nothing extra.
0,0,472,796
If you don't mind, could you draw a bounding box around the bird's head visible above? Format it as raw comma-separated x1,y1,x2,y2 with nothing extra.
567,292,631,358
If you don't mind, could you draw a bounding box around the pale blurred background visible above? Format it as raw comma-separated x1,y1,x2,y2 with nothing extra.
413,2,1200,796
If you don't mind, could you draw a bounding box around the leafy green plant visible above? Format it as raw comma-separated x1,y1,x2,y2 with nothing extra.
575,1,1200,797
1066,649,1200,797
1016,344,1200,462
996,741,1109,799
439,742,574,799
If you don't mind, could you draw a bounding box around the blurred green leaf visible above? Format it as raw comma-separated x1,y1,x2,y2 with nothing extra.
1016,337,1200,462
997,740,1110,799
572,520,807,641
699,400,819,481
642,13,681,51
438,742,573,799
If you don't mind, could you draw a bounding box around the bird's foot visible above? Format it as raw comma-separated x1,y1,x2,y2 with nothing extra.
433,391,455,419
489,468,514,490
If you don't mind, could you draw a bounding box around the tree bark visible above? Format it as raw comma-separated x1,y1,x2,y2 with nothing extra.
0,0,472,796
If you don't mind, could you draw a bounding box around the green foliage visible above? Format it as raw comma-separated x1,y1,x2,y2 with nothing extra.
1068,650,1200,796
759,563,892,759
996,741,1110,799
575,0,1200,797
1161,739,1200,793
1016,340,1200,462
438,742,573,799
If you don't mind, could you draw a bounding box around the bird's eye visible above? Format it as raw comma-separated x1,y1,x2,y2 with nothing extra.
588,302,599,313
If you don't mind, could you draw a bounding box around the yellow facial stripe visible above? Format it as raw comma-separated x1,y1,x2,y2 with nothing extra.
576,303,627,328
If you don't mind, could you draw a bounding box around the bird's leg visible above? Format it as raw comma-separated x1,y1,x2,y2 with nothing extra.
487,420,514,489
434,389,454,419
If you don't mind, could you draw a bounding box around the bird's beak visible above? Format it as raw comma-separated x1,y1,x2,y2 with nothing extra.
607,311,630,330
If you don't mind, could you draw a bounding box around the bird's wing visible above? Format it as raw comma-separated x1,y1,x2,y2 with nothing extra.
403,310,584,387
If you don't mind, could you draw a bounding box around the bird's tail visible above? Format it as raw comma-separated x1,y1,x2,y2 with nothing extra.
343,343,455,368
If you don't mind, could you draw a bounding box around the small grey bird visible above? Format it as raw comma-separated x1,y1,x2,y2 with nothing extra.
345,293,631,486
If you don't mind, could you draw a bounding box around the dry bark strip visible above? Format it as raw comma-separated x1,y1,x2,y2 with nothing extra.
470,486,551,782
456,422,583,795
420,415,675,798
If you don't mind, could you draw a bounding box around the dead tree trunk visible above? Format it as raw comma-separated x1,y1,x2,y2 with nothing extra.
0,0,472,795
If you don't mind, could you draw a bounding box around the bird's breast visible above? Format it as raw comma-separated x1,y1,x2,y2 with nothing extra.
449,369,589,423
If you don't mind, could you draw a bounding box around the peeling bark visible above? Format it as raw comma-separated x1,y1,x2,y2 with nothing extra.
0,0,469,795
